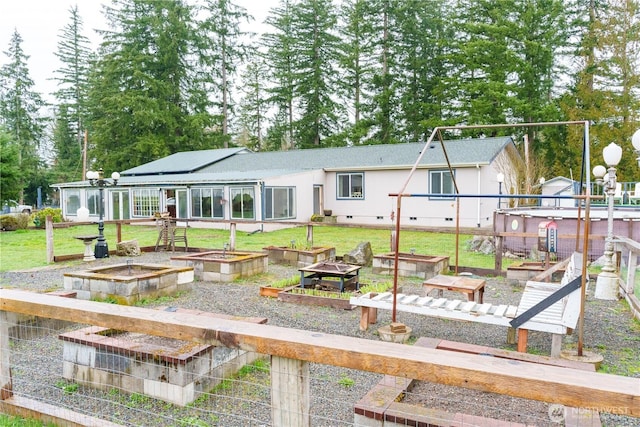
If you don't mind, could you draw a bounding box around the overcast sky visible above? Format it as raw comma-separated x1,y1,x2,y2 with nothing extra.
0,0,274,104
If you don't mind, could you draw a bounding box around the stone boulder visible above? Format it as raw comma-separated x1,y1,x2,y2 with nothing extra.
116,239,141,257
343,241,373,266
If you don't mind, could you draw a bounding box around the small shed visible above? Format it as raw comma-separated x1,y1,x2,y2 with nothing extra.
540,176,577,208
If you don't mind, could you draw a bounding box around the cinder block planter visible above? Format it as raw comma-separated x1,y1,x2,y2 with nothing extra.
171,250,268,282
263,246,336,268
372,253,449,279
63,263,194,304
58,309,267,407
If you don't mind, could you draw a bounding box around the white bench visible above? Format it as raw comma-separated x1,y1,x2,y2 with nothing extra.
350,253,584,357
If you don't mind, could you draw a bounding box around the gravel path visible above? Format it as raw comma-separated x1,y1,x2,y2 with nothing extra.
1,252,638,426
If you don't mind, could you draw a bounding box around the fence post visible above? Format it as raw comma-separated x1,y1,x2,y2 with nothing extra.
306,224,313,248
270,355,310,426
229,223,236,251
46,215,54,264
116,222,122,243
0,310,13,400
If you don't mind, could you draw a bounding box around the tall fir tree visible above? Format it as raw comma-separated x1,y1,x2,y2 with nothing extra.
337,0,379,145
198,0,253,148
52,5,93,181
236,58,269,151
290,0,344,147
87,0,218,172
263,0,297,150
0,30,47,205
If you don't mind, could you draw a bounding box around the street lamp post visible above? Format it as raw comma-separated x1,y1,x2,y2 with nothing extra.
86,168,120,258
593,142,622,300
496,172,504,209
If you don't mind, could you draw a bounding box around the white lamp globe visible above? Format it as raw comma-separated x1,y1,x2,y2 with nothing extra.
592,165,606,179
496,172,505,183
602,142,622,167
632,129,640,151
111,171,120,180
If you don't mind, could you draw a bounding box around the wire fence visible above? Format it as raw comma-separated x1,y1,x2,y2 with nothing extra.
2,288,638,427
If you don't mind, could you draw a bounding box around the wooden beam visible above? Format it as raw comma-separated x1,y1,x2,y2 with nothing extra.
1,289,638,416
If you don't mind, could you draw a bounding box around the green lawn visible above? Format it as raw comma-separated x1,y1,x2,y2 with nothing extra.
0,223,504,272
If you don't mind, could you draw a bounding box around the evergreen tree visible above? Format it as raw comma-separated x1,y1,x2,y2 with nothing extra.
263,0,297,150
560,0,640,182
87,0,218,172
236,58,269,151
52,6,93,143
51,104,83,183
450,0,518,131
0,30,47,205
337,0,379,145
0,127,22,202
394,0,453,141
290,0,344,147
199,0,253,148
367,0,400,144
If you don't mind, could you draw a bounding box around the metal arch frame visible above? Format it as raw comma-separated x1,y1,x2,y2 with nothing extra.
388,121,592,356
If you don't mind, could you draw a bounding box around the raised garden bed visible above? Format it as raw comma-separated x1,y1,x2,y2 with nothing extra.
263,245,335,267
507,261,564,284
58,308,266,407
277,287,356,310
372,252,449,279
171,250,268,282
63,263,194,305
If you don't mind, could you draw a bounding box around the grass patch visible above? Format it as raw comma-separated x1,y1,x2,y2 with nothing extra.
0,415,58,427
0,224,506,272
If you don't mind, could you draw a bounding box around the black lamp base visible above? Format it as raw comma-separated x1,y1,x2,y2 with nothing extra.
95,242,109,258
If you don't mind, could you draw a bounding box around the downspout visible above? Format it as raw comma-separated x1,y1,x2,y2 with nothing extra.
476,163,481,227
260,181,265,232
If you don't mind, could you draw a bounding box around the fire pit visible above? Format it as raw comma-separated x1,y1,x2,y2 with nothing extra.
298,261,361,293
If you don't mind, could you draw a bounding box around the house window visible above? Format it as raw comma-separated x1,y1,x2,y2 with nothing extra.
230,187,254,219
337,173,364,199
191,187,224,218
87,189,100,215
429,170,454,199
132,189,160,217
64,190,81,215
265,187,296,220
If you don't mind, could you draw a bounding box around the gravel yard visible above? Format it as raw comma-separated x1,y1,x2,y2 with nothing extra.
1,251,638,426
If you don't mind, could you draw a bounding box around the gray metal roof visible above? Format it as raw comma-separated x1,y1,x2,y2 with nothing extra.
55,137,514,187
121,147,250,176
202,137,513,173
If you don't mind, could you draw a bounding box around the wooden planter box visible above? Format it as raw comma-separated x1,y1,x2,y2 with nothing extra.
277,288,356,310
259,284,298,298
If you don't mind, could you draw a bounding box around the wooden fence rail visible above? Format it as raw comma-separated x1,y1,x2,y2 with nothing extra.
1,289,638,426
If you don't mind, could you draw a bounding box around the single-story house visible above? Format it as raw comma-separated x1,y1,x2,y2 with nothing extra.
53,137,522,230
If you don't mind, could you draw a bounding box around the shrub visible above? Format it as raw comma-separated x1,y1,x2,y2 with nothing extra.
14,213,31,229
0,215,19,231
32,207,63,228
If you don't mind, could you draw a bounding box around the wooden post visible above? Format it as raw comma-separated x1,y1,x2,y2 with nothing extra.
494,236,503,272
0,310,13,400
306,224,313,249
229,222,236,251
271,356,310,427
116,222,122,243
46,215,54,263
626,250,637,295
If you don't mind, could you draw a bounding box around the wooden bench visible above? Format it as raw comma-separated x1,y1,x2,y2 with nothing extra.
350,253,584,357
423,274,486,303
